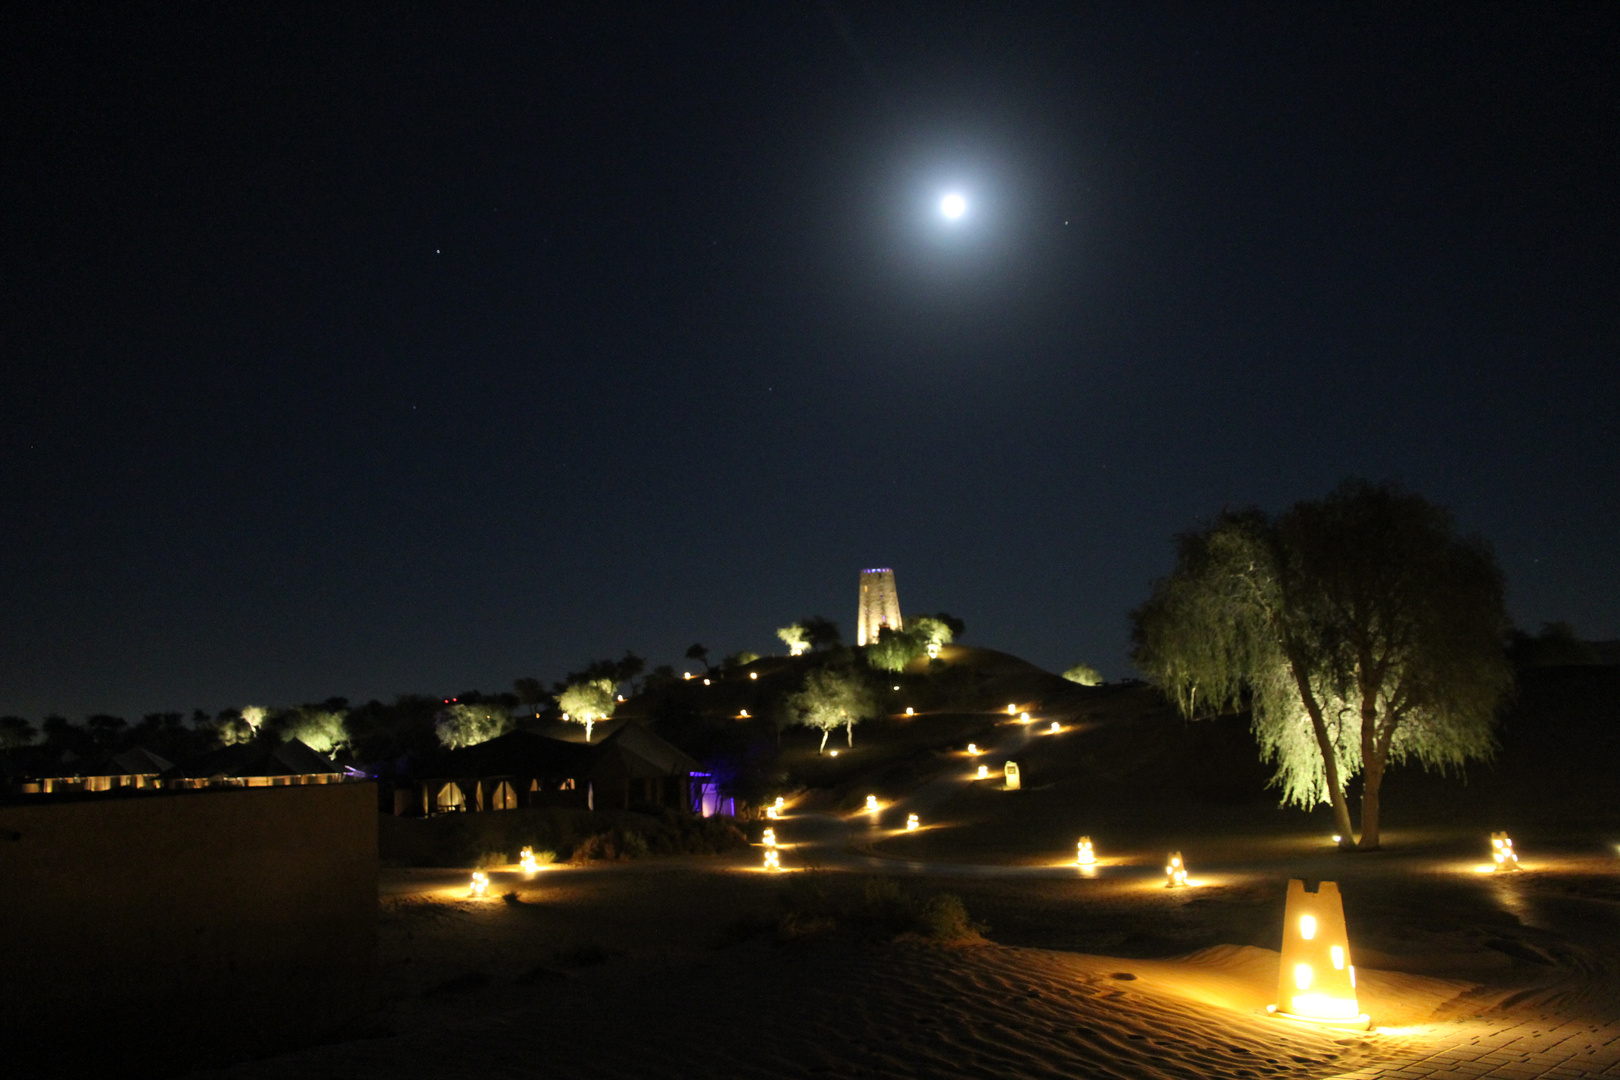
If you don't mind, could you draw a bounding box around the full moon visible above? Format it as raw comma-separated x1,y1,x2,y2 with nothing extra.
940,192,967,220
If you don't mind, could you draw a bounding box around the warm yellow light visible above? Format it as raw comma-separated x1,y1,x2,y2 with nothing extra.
684,672,693,680
1076,837,1095,866
830,750,839,757
906,813,919,831
762,828,776,847
765,807,778,820
1331,834,1342,843
1294,963,1313,990
905,707,914,716
926,641,941,658
470,871,489,897
1272,878,1367,1029
1049,721,1060,733
1290,993,1360,1020
1490,831,1521,871
1165,852,1188,887
1019,711,1030,722
1007,704,1016,714
976,765,989,779
519,847,539,874
739,709,750,717
1331,945,1344,969
763,849,780,871
967,743,979,755
750,672,758,679
865,794,879,813
1003,761,1021,790
703,678,711,685
772,796,785,810
1300,915,1316,940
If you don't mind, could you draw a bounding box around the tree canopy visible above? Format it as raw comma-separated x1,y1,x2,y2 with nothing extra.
777,623,810,655
1061,663,1103,686
1132,480,1513,849
785,666,878,752
433,703,513,750
555,678,616,742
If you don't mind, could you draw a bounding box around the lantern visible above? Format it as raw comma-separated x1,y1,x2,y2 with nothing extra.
1004,761,1021,790
519,847,539,874
1268,879,1369,1028
906,813,919,831
765,807,778,820
1007,704,1016,714
1165,852,1188,888
865,794,880,813
739,709,750,718
926,641,941,658
762,827,777,847
967,743,979,755
1491,832,1521,871
976,764,989,780
470,871,489,897
750,672,758,679
1076,837,1095,866
905,707,914,716
1049,721,1060,733
1019,712,1030,723
763,849,780,871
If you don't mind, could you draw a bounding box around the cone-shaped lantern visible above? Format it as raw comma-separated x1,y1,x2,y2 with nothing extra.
1269,880,1369,1029
1076,837,1096,866
1004,761,1022,790
1491,832,1521,871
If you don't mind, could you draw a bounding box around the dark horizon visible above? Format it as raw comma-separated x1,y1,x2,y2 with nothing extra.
3,4,1617,719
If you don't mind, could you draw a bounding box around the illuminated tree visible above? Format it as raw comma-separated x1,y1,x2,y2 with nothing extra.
1133,481,1512,849
280,708,350,755
555,678,616,742
777,623,810,656
434,702,513,749
1061,663,1103,686
785,666,877,752
865,625,926,673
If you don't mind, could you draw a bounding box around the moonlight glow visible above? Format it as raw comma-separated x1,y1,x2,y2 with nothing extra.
940,193,966,219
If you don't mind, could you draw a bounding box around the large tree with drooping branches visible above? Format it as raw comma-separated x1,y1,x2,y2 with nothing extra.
1132,480,1513,850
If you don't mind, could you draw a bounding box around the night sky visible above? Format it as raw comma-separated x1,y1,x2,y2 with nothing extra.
3,4,1617,719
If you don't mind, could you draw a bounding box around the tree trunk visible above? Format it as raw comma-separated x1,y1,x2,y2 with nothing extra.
1358,757,1384,850
846,720,854,746
1286,651,1356,846
819,728,829,753
585,718,593,743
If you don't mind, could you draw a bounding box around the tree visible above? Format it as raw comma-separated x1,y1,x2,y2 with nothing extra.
434,703,513,750
722,650,760,671
555,678,616,742
777,623,810,656
800,616,841,651
1133,481,1512,850
513,677,548,716
1061,663,1103,686
865,625,926,673
278,707,350,756
785,666,878,752
928,612,966,640
0,716,36,749
684,643,711,672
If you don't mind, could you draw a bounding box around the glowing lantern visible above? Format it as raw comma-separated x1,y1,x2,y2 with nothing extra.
470,871,489,897
703,678,711,686
865,794,880,813
763,849,780,871
765,807,778,820
739,709,750,718
1491,832,1521,871
1019,712,1030,723
976,764,989,780
1004,761,1021,790
762,828,776,847
1049,721,1060,733
1165,852,1188,888
772,796,785,811
1269,879,1368,1028
926,641,941,658
906,813,919,831
1007,704,1016,714
830,750,839,757
1076,837,1096,866
905,707,914,716
967,743,980,755
684,672,693,680
750,672,758,680
519,847,540,874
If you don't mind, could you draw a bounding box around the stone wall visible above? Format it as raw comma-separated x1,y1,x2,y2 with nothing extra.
0,782,377,1074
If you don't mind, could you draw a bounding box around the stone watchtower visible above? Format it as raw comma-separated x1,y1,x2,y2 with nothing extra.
857,568,903,646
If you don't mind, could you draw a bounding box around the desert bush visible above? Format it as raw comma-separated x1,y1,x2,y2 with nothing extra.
767,874,986,945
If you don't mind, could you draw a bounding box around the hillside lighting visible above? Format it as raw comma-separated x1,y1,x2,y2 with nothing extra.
762,828,776,847
865,794,880,813
967,743,980,755
1007,704,1016,714
1004,761,1022,790
1076,837,1096,866
1019,712,1030,723
1165,853,1188,888
684,672,693,680
1491,832,1521,871
1268,879,1369,1028
905,707,915,716
976,765,989,780
830,750,839,757
926,641,941,658
763,849,780,871
906,813,919,831
470,871,489,897
750,672,758,680
703,678,711,686
519,847,540,874
1049,722,1061,733
739,709,750,718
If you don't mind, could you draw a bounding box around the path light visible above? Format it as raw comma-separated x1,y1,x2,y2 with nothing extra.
1491,832,1521,871
906,813,919,831
865,794,880,813
1076,837,1096,866
763,849,780,871
684,672,693,680
762,828,776,848
750,672,758,680
519,847,540,874
470,871,489,897
739,709,750,718
1007,704,1016,715
830,750,839,757
1049,721,1060,733
967,743,980,755
1268,879,1369,1029
905,707,914,716
1165,852,1188,888
1019,712,1030,723
976,764,990,780
703,678,711,686
765,807,778,820
927,641,941,658
1004,761,1022,790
